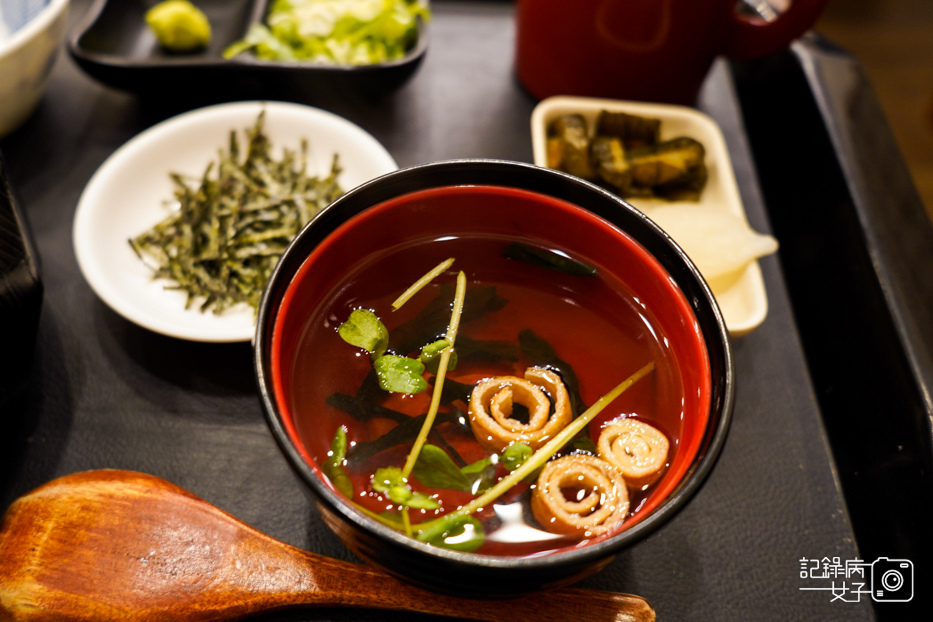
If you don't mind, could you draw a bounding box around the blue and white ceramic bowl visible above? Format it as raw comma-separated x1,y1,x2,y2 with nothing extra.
0,0,69,138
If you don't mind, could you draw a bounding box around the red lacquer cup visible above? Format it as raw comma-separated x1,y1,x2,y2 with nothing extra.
515,0,830,104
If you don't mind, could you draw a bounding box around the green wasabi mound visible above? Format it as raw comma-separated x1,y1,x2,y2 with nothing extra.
146,0,212,52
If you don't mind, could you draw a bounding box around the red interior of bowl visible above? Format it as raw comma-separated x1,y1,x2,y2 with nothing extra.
270,184,711,545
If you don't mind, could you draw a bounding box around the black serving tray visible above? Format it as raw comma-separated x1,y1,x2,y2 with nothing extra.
733,33,933,621
5,1,930,619
67,0,428,99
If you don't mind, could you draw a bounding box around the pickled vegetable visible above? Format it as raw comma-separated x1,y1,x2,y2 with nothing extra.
545,111,709,201
627,137,706,188
595,110,660,148
590,136,631,192
547,114,596,181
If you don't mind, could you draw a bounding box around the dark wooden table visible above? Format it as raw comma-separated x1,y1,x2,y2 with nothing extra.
3,1,931,620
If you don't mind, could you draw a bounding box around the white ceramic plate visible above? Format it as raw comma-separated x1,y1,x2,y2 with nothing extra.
74,100,398,343
531,95,772,337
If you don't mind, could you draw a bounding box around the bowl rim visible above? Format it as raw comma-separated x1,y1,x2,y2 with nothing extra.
0,0,69,58
255,158,735,571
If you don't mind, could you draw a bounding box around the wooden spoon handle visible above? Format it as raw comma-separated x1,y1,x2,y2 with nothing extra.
288,550,654,621
0,470,654,622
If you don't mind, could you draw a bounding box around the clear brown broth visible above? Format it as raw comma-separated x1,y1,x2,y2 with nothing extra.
288,234,686,556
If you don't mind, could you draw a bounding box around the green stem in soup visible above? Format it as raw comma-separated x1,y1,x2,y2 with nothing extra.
391,257,455,310
401,271,467,478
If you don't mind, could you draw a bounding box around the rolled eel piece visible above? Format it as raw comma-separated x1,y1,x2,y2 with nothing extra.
597,417,669,489
531,454,630,538
468,367,571,453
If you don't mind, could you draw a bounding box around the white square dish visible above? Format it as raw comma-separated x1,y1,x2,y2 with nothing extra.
531,95,774,337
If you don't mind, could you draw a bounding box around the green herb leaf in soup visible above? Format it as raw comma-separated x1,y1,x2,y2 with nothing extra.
373,354,428,394
338,308,389,357
416,513,485,553
322,426,353,498
420,339,458,373
371,466,439,510
411,444,493,494
501,442,533,472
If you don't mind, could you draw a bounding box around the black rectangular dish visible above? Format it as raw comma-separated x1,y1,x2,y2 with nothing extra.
67,0,428,99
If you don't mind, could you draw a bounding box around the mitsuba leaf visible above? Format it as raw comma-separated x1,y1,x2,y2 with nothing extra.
413,445,495,494
417,514,485,553
373,354,428,394
338,308,388,357
372,467,405,494
412,444,470,490
322,426,353,498
501,442,533,472
371,466,440,510
460,457,497,494
420,339,458,373
405,491,441,510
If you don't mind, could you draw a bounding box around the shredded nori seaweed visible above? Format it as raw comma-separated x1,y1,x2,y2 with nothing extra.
129,111,343,315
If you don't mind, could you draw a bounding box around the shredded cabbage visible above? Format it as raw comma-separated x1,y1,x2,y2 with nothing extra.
224,0,430,65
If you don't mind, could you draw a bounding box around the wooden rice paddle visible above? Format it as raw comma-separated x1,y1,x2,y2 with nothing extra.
0,470,655,622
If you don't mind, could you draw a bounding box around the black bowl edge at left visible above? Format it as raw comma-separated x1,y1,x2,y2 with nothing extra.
0,151,44,407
